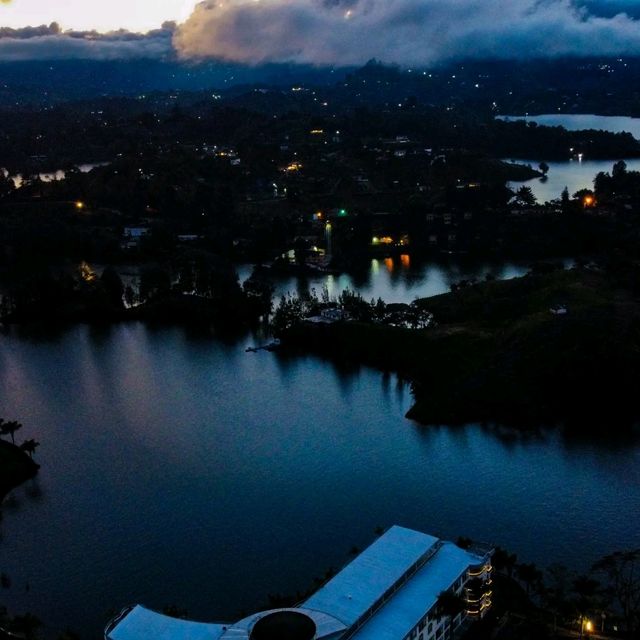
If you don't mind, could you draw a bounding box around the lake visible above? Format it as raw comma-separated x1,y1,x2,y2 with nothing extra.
498,114,640,140
497,113,640,201
237,258,534,304
1,319,639,638
505,157,640,203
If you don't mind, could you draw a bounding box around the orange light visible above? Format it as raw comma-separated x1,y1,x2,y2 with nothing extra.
401,254,411,268
384,257,394,272
583,195,595,207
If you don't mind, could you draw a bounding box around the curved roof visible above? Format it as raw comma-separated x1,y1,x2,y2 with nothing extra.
107,607,346,640
107,606,227,640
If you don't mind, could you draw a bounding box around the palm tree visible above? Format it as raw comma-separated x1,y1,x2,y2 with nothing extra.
20,439,40,459
493,546,518,578
436,590,466,640
0,420,22,444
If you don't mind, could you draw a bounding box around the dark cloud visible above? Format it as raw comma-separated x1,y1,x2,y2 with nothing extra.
0,22,175,60
173,0,640,66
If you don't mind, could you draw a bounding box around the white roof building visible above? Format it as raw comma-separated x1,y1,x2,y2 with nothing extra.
105,526,493,640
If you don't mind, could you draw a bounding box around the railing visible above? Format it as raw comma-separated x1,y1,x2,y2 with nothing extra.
104,605,135,639
340,540,444,640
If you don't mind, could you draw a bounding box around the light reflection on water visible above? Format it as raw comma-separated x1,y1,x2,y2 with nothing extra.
238,258,533,304
506,157,640,203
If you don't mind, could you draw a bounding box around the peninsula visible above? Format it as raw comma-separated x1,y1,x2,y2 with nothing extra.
279,264,640,430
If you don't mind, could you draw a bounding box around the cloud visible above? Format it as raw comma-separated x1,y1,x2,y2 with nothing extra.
173,0,640,66
0,22,175,60
578,0,640,19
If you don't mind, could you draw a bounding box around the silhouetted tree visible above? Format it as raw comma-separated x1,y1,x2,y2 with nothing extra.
592,550,640,638
0,419,22,444
517,562,543,596
19,439,40,459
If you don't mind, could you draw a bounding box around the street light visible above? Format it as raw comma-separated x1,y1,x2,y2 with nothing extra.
579,616,593,639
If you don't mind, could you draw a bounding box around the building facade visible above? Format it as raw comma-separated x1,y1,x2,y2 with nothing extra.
105,526,493,640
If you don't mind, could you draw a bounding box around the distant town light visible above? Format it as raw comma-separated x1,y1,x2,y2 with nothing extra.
75,201,85,210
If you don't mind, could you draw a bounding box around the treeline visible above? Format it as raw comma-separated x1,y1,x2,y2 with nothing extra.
489,545,640,638
0,256,272,329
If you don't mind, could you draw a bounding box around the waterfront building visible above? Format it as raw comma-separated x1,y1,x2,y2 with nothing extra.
105,526,493,640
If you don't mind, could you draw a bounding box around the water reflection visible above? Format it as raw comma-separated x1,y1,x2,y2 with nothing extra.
0,324,639,638
239,258,534,305
506,157,640,203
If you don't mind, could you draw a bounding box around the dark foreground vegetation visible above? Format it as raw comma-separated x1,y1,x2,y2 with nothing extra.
278,262,640,431
0,419,39,502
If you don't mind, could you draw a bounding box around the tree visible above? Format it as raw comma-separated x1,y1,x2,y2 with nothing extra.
539,161,550,175
592,550,640,637
493,546,518,578
436,590,466,640
612,160,627,179
0,419,22,444
515,185,537,206
572,574,601,629
100,267,124,308
544,564,573,632
19,439,40,459
517,562,543,596
561,186,570,211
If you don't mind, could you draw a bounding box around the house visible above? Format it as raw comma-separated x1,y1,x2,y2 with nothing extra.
121,227,150,250
105,526,493,640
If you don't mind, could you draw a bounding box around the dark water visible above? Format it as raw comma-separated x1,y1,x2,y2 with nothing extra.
1,322,639,639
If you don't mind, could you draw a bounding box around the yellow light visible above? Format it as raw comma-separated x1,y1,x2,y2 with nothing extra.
75,201,85,210
585,620,593,633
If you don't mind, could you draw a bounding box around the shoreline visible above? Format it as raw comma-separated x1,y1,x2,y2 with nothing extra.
278,267,640,432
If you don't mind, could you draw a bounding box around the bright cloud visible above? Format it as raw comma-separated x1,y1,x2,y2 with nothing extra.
173,0,640,66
